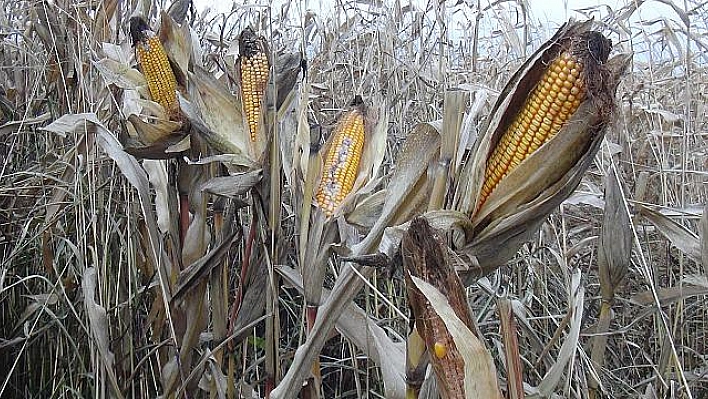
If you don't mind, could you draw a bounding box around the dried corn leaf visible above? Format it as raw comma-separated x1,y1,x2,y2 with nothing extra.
345,189,386,230
83,267,122,398
43,113,173,294
94,57,146,92
638,205,701,264
271,264,375,399
527,269,584,398
143,160,171,234
200,170,263,198
701,204,708,276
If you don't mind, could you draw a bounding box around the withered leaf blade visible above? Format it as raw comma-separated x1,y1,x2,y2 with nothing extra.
277,266,406,399
200,169,263,198
271,264,375,399
172,231,240,302
638,205,701,264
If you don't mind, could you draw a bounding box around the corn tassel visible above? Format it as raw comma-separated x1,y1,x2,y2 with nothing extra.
315,109,366,216
479,50,586,207
238,28,270,142
130,17,179,115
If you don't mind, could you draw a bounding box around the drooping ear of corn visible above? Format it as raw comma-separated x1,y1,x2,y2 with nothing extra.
315,101,366,217
130,16,179,115
477,31,611,210
238,27,271,142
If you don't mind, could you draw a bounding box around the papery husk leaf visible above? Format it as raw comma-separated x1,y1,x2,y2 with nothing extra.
598,166,632,299
459,52,632,282
345,189,386,230
94,58,146,92
158,10,191,84
353,121,440,255
128,113,182,142
183,67,252,159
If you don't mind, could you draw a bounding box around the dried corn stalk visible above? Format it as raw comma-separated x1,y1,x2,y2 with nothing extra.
238,27,271,143
451,20,631,281
130,16,179,116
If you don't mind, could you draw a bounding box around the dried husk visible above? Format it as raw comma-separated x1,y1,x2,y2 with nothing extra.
402,217,502,399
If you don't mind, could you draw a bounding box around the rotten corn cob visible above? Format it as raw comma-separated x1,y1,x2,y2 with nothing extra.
130,16,179,115
238,27,270,142
478,32,610,209
315,102,366,217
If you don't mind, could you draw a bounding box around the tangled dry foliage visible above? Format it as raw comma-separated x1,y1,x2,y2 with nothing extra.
1,0,707,398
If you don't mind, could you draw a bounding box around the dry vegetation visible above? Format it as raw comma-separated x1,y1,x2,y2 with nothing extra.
1,0,707,398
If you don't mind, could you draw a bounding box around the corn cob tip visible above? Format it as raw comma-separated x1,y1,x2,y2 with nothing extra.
129,16,152,47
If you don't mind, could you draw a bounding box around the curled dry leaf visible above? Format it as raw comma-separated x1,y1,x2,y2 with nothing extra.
200,169,263,198
638,204,701,264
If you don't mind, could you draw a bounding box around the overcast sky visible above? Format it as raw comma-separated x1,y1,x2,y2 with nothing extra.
190,0,669,24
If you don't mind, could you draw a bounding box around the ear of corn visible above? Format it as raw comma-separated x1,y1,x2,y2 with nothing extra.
315,109,366,217
478,50,586,208
130,17,179,115
239,28,270,142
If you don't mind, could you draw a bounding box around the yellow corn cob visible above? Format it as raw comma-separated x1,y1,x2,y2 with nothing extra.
130,17,178,115
239,28,270,142
478,50,586,208
315,109,366,216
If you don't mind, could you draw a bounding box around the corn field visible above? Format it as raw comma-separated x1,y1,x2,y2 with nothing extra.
1,0,707,398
